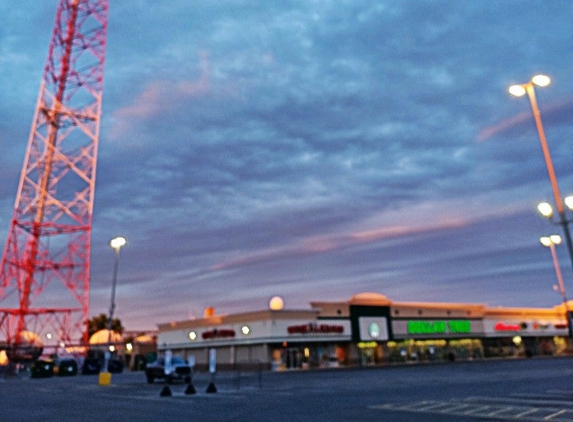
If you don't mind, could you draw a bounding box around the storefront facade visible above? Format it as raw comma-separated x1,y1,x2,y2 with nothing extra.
156,293,571,370
157,309,352,371
482,307,569,357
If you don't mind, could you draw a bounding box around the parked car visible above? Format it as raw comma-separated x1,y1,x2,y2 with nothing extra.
107,358,124,374
30,358,54,378
81,356,124,375
55,358,78,376
145,356,191,384
81,357,101,375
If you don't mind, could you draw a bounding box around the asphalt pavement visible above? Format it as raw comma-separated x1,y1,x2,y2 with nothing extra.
2,357,573,421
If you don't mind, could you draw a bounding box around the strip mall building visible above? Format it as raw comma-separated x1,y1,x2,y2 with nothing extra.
157,293,571,371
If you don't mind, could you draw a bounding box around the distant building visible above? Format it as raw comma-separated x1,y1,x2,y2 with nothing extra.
156,293,570,371
122,330,158,370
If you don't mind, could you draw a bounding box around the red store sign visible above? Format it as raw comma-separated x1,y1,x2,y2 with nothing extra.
287,323,344,335
494,321,555,332
202,329,236,340
493,322,524,331
494,322,525,332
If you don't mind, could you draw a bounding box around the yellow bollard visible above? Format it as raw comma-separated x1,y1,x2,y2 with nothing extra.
98,372,112,386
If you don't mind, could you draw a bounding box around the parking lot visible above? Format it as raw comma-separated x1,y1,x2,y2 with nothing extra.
2,357,573,421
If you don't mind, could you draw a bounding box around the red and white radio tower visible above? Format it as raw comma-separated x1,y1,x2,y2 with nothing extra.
0,0,109,358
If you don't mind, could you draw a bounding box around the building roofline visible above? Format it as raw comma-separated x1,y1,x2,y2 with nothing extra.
157,293,568,331
157,309,319,331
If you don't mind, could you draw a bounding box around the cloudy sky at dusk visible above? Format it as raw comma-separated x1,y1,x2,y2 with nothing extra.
0,1,572,331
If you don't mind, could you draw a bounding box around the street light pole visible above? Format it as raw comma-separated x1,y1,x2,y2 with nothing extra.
540,236,573,338
509,76,573,270
102,236,126,380
509,75,573,281
522,81,564,210
510,75,573,339
537,201,573,283
519,80,573,276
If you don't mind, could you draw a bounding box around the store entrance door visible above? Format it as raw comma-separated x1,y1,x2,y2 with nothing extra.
284,348,302,369
359,346,376,366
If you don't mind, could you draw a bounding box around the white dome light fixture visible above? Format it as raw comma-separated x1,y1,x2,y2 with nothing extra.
269,296,284,311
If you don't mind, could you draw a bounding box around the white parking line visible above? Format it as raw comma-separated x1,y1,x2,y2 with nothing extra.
462,404,491,415
371,399,573,421
544,409,567,420
515,408,540,418
415,401,452,411
486,406,514,416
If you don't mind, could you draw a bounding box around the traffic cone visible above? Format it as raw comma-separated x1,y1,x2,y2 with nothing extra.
160,384,172,397
184,379,196,395
205,382,217,393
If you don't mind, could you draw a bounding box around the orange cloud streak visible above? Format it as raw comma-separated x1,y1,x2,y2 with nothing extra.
110,51,210,141
476,111,531,142
477,98,573,142
209,218,469,272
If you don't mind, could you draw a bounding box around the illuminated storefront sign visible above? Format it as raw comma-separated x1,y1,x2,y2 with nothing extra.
494,322,523,332
287,323,344,335
202,329,236,340
368,322,381,338
358,317,389,341
493,322,551,332
407,320,471,335
533,323,550,330
484,320,566,335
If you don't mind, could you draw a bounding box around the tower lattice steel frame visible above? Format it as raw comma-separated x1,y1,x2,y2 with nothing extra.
0,0,108,357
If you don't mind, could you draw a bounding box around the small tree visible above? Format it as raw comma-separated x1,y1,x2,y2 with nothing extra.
87,313,125,339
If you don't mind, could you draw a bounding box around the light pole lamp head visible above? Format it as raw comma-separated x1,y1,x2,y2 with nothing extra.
537,202,554,218
565,196,573,211
550,235,562,245
110,236,126,251
531,74,550,87
508,84,526,97
540,235,562,247
508,74,550,97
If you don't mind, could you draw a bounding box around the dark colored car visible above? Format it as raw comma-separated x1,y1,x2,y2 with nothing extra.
55,358,78,376
81,356,124,375
107,358,124,374
81,357,102,375
145,356,191,384
30,359,54,378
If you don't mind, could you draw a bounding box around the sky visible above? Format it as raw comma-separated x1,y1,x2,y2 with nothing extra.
0,1,572,331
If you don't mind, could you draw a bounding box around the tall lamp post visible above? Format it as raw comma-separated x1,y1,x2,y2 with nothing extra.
100,236,126,385
540,235,573,338
509,75,573,335
537,199,573,277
